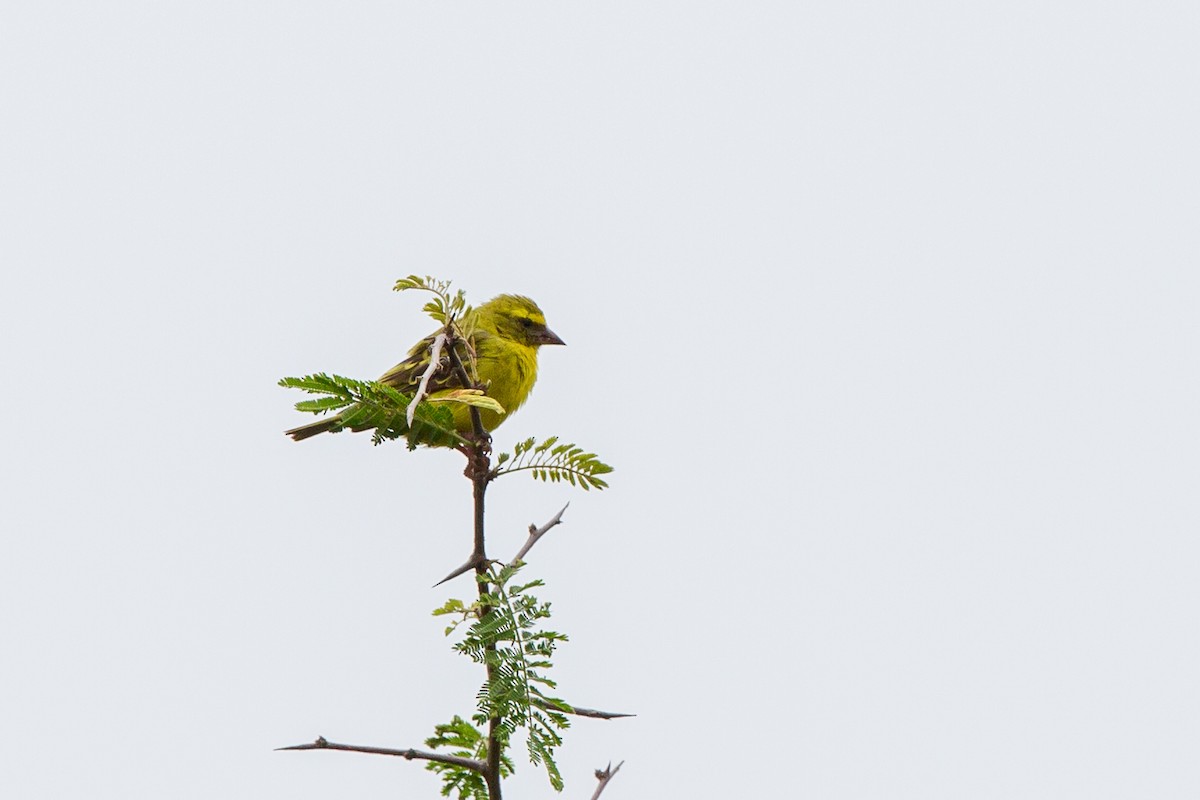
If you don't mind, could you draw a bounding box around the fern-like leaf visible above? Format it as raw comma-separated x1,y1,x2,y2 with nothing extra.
278,372,468,449
438,565,573,791
492,436,613,490
424,716,513,800
394,275,471,326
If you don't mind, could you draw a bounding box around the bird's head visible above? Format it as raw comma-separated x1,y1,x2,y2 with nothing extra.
481,295,566,348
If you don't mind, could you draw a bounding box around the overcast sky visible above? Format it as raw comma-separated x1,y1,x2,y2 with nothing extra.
3,3,1198,798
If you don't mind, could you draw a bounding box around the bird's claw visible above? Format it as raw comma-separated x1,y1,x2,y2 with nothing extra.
459,433,493,480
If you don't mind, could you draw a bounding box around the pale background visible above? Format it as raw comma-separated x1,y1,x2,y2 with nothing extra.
3,3,1198,798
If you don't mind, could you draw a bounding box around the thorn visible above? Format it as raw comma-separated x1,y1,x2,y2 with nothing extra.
434,553,486,587
276,736,328,751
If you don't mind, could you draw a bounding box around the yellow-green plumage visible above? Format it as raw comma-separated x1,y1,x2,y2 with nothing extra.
285,295,564,441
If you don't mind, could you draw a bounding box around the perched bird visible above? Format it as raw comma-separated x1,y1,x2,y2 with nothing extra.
285,295,564,441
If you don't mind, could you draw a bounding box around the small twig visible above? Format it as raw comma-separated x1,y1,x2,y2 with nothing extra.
589,761,624,800
276,736,485,772
541,701,635,720
408,332,448,427
434,552,488,587
510,503,570,564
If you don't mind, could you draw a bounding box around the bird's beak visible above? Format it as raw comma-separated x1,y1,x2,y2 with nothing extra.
538,327,566,346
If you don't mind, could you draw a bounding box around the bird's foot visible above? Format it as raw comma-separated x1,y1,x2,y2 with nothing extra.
458,433,493,480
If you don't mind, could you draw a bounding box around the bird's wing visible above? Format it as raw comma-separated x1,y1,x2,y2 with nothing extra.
376,331,471,394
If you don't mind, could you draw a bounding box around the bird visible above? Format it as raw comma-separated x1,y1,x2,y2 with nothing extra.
285,294,564,441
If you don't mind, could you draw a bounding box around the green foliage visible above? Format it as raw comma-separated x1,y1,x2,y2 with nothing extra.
393,274,483,385
278,373,467,449
424,716,513,800
493,436,613,490
395,274,472,327
435,564,572,791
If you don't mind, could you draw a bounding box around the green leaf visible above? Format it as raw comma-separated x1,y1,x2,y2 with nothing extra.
424,715,510,800
394,275,471,325
439,563,573,791
292,395,352,413
280,371,468,449
427,389,506,415
492,435,613,491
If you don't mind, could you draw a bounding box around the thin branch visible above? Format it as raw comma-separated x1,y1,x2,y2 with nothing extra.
476,464,502,800
541,701,635,720
276,736,485,772
510,503,570,564
443,328,488,444
444,329,502,799
589,761,625,800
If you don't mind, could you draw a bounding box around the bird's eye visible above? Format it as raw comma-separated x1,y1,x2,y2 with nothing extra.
520,317,534,328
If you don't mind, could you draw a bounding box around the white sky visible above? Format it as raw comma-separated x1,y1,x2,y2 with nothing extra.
3,3,1198,798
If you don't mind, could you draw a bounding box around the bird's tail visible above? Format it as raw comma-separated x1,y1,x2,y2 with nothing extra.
285,418,340,441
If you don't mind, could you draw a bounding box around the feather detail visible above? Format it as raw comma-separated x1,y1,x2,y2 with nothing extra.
285,294,560,441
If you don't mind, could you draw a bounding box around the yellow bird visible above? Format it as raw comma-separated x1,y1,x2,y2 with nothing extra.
285,295,564,441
